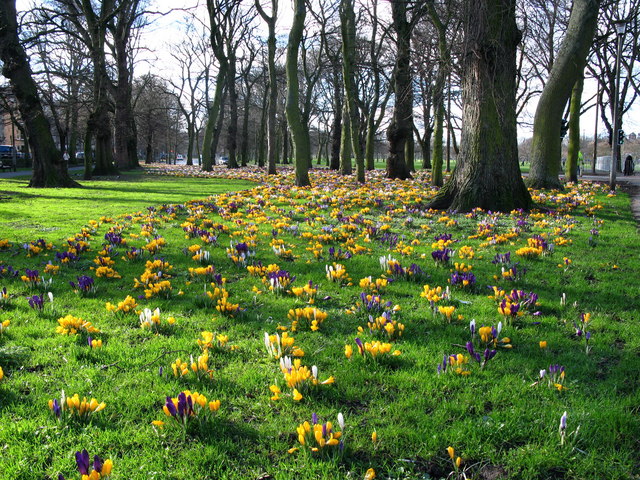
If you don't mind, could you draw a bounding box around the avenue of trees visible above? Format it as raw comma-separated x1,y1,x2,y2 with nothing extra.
0,0,638,210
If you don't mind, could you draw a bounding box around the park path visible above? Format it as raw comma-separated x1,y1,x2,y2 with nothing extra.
1,168,639,227
578,172,640,227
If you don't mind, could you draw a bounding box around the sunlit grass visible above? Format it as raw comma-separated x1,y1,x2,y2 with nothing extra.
0,168,638,479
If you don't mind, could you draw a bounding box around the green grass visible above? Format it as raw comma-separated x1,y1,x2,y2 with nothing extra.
0,169,638,480
0,172,255,243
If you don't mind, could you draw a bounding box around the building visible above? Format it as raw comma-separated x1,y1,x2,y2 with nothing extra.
0,87,26,153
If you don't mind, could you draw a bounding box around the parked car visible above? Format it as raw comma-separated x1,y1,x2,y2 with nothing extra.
0,145,15,159
217,156,229,165
176,154,184,162
76,151,85,161
0,145,16,171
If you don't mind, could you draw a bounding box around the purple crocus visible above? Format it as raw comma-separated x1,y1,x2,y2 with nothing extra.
165,397,177,416
27,294,44,310
432,248,453,264
51,398,62,418
235,242,249,254
70,275,95,294
0,265,19,277
93,455,103,473
75,449,90,476
312,412,318,425
24,268,39,281
55,251,79,263
434,233,453,242
483,349,497,362
104,232,124,245
491,252,511,264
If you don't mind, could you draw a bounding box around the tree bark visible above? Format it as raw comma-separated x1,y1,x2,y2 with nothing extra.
330,63,342,171
226,52,239,169
386,0,412,180
527,0,600,189
426,0,531,212
566,73,584,182
112,1,140,171
0,0,79,187
340,104,352,175
340,0,364,182
285,0,311,186
201,65,227,170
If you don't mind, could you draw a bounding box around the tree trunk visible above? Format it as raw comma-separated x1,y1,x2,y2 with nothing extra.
566,73,584,182
340,0,364,182
257,85,268,167
240,83,251,167
202,65,227,170
330,64,342,171
285,0,311,186
340,104,352,175
426,0,531,212
256,0,278,174
432,81,445,185
113,31,138,170
405,126,415,172
279,118,287,164
226,53,239,169
145,130,153,165
386,0,412,180
83,126,93,179
527,0,600,189
185,121,194,166
0,0,79,187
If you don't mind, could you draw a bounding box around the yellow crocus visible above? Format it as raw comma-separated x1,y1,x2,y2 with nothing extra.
447,446,455,459
345,345,353,359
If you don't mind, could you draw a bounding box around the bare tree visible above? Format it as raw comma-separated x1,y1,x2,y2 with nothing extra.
0,0,79,187
586,1,640,171
527,0,601,189
168,21,211,166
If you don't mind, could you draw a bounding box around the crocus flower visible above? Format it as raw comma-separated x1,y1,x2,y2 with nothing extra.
75,449,90,475
559,411,567,431
27,294,44,310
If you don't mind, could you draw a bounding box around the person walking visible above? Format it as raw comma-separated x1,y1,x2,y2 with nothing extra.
623,155,634,176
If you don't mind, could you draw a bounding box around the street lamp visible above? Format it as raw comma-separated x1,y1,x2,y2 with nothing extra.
609,18,627,191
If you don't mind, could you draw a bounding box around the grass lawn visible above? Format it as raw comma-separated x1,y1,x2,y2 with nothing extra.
0,167,638,480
